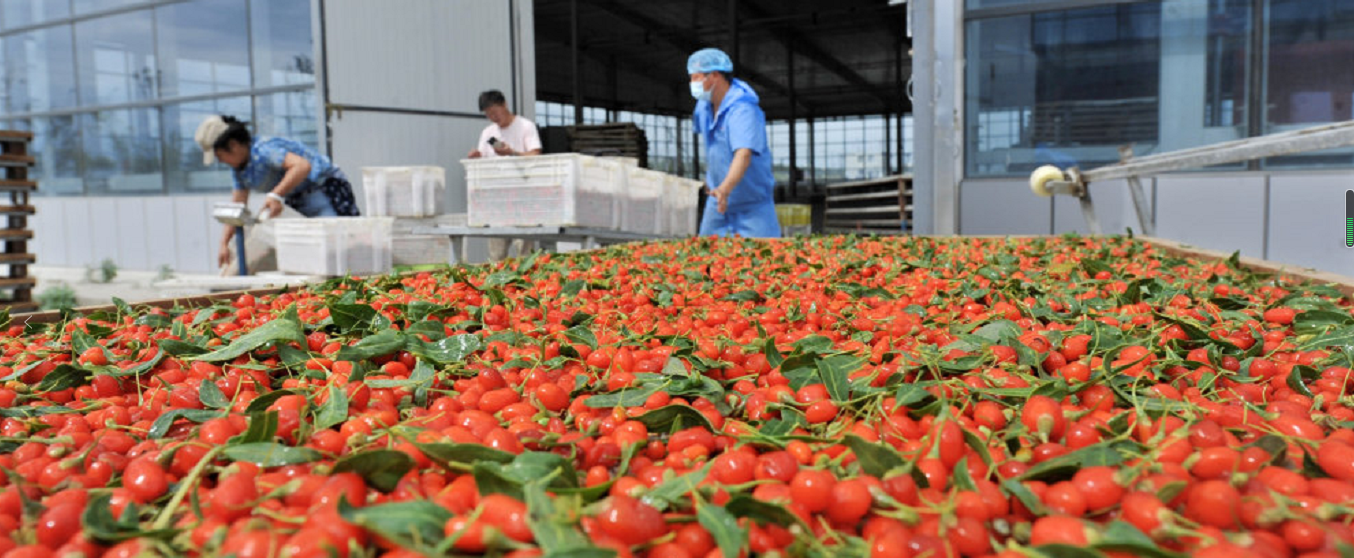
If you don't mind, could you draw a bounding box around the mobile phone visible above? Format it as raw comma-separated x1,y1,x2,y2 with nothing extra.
487,137,500,146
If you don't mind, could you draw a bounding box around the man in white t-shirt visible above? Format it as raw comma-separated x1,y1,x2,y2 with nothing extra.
468,90,542,261
467,90,542,159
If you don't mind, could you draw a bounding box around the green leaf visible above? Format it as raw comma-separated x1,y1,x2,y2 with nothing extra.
82,493,176,543
407,334,482,364
722,290,762,302
409,359,436,406
336,330,406,362
584,383,664,408
147,408,223,439
190,316,306,362
763,337,785,369
36,364,90,392
792,335,834,355
560,280,587,297
244,389,305,415
328,303,379,334
237,411,279,444
474,461,527,500
417,442,515,470
817,354,863,402
0,405,77,419
524,480,593,552
405,301,451,323
1020,441,1132,482
333,450,416,493
158,339,209,357
724,494,804,528
843,434,909,479
314,384,350,431
1029,544,1108,558
1094,520,1187,558
642,464,710,511
633,405,713,433
1288,365,1320,398
338,497,450,554
222,442,321,467
697,501,747,558
70,328,106,358
109,349,165,378
563,325,599,351
1001,479,1047,515
198,381,229,409
894,383,937,410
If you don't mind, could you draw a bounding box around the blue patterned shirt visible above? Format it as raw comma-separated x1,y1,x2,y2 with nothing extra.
231,137,340,193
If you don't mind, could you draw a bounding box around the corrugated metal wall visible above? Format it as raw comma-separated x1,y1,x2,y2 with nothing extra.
33,0,537,273
959,170,1354,277
323,0,536,262
33,195,223,274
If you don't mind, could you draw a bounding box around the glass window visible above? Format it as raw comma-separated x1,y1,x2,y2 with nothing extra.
966,3,1168,176
1263,0,1354,167
968,0,1102,11
254,89,317,148
156,0,251,98
76,10,157,106
163,96,249,193
73,0,146,15
81,108,162,194
3,0,71,29
250,0,314,87
28,116,83,196
2,26,78,113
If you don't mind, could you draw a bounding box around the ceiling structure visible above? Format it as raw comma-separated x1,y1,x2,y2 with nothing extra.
533,0,912,122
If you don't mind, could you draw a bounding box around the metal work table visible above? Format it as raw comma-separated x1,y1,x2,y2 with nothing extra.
409,225,668,264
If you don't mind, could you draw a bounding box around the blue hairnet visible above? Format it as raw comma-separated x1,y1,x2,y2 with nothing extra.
688,48,733,74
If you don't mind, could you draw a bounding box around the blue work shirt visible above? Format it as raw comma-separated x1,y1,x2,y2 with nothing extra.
232,137,341,194
693,79,775,212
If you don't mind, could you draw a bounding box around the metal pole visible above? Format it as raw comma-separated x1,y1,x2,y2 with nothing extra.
234,227,247,276
896,35,906,174
1246,0,1265,170
788,42,797,198
728,0,739,68
808,110,816,189
571,0,583,124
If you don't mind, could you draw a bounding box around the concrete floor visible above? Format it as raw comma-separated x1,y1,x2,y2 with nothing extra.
30,266,317,308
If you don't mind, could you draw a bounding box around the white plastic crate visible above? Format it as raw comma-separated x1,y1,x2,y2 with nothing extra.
274,217,394,276
663,175,703,237
362,166,446,217
393,234,451,266
622,167,665,235
464,154,623,229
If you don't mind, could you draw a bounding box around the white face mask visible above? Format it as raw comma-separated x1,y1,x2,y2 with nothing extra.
689,80,711,102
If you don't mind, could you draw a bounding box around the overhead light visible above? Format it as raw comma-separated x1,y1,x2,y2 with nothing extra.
889,0,905,5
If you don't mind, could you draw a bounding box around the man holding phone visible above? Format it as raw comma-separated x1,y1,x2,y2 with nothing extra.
467,90,542,159
467,90,543,261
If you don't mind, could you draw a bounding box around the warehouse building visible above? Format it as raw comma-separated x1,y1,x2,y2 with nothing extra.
9,0,1354,277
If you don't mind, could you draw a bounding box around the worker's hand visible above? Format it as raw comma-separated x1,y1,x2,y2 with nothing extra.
492,143,514,156
263,197,284,218
217,243,232,269
467,149,482,159
709,184,731,214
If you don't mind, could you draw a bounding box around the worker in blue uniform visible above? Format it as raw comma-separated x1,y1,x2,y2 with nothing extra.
688,48,781,238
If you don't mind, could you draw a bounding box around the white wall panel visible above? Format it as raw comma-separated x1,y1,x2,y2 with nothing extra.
324,0,517,114
959,179,1053,235
143,197,178,272
1155,174,1267,258
113,198,149,271
1267,173,1354,277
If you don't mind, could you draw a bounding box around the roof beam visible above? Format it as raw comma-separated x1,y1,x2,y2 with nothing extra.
735,0,900,111
577,0,813,110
